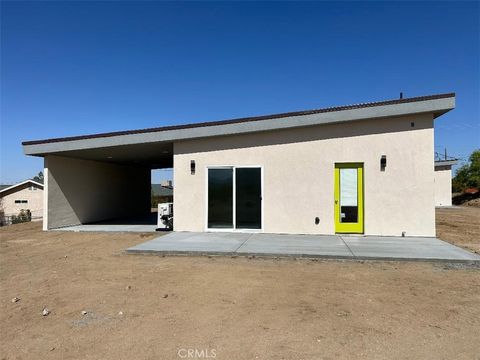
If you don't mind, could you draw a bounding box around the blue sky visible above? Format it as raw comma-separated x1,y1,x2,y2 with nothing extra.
1,1,478,184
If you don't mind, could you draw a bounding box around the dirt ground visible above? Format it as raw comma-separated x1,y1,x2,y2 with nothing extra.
436,206,480,254
1,212,479,360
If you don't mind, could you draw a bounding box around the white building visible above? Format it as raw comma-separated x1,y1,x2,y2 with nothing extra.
23,93,455,237
434,160,457,207
0,180,44,222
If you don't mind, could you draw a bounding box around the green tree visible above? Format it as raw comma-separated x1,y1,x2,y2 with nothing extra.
33,171,44,183
452,149,480,192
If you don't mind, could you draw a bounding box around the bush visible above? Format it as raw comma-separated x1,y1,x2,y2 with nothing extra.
452,149,480,193
11,209,32,224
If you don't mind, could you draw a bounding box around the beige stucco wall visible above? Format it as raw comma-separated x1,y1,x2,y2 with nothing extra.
1,183,43,219
434,166,453,207
174,113,436,237
45,155,151,229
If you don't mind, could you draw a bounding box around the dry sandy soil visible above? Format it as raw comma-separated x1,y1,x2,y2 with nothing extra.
436,206,480,254
1,209,479,360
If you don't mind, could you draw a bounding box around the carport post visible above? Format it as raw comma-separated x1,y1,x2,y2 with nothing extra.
42,158,48,231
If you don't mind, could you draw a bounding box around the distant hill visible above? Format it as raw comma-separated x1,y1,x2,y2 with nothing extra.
151,184,173,197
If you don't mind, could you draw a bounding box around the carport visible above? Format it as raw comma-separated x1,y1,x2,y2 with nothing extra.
24,138,174,231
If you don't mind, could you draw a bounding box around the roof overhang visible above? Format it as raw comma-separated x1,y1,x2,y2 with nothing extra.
0,180,44,194
22,93,455,166
435,159,458,168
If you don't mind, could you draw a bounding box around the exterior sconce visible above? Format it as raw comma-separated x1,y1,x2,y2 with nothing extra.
190,160,195,175
380,155,387,170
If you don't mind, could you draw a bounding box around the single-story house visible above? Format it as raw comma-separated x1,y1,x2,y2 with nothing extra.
0,179,44,222
22,93,455,237
434,159,457,207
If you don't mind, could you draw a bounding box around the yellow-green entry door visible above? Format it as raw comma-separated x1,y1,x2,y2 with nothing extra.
334,163,364,234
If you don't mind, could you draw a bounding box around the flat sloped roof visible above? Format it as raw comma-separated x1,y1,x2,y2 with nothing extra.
22,92,455,159
435,159,458,168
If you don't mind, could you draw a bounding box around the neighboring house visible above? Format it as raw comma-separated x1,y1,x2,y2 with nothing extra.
0,180,44,222
22,93,455,237
434,160,457,207
160,180,173,188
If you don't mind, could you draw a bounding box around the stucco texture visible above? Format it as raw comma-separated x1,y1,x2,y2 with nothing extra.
45,155,151,229
434,167,453,207
174,113,436,237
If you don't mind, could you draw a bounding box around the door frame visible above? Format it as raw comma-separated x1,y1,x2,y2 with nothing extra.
205,165,264,233
334,163,364,234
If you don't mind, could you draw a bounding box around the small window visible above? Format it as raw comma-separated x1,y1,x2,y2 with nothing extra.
15,200,28,204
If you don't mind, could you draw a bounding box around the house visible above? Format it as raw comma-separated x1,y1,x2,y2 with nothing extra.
160,180,173,188
0,180,44,222
434,159,457,207
22,93,455,237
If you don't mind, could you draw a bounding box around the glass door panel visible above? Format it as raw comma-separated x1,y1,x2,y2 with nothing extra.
208,168,233,228
339,168,358,223
235,168,262,229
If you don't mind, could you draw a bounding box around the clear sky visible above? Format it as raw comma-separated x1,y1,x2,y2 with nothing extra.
1,1,478,184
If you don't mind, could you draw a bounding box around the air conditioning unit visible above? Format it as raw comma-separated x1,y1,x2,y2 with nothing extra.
157,202,173,230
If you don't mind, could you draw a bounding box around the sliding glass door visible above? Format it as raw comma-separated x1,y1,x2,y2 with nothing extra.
207,167,262,230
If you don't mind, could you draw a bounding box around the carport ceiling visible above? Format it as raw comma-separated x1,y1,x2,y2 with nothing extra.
50,142,173,168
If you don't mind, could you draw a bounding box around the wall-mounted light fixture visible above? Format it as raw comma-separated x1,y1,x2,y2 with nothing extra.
190,160,195,175
380,155,387,171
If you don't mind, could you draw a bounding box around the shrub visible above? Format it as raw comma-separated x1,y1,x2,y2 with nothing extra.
452,149,480,193
11,209,32,224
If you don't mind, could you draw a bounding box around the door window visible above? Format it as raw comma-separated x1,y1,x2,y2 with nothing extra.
339,168,358,223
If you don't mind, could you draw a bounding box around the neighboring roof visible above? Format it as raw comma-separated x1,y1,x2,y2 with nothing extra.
435,159,458,168
22,92,455,158
151,184,173,197
0,180,44,194
464,188,479,194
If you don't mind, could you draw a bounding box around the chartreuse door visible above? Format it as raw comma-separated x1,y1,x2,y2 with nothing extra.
334,163,364,233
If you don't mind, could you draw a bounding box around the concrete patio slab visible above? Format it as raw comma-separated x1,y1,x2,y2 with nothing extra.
127,231,251,254
52,214,158,233
126,232,480,262
236,234,352,257
341,236,480,261
53,224,158,232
